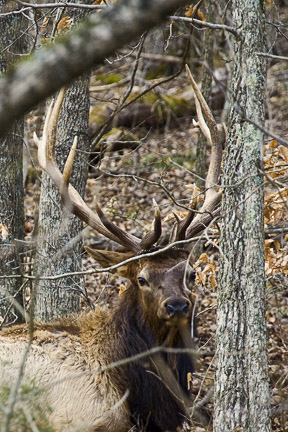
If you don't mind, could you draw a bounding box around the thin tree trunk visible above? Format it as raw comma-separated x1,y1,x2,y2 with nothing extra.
0,1,25,325
33,75,90,321
214,1,271,431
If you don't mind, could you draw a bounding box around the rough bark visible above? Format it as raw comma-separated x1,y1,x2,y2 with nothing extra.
33,75,90,321
214,1,271,431
0,1,25,324
0,0,191,136
33,3,93,321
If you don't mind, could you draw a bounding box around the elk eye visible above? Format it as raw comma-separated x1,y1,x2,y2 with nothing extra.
138,277,148,287
189,271,196,283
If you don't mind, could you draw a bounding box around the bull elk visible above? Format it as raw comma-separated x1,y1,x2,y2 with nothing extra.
0,66,222,432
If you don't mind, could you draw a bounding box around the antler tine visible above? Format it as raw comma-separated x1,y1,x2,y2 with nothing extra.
63,135,78,187
194,96,211,145
184,65,222,239
140,199,162,251
173,207,195,242
37,89,141,253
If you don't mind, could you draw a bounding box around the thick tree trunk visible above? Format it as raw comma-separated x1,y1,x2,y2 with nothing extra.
214,1,271,431
33,3,93,321
33,76,90,321
0,2,25,325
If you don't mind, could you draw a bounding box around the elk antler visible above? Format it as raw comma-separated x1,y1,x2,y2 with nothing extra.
36,88,143,252
140,199,162,250
36,88,163,253
176,66,222,240
36,77,221,254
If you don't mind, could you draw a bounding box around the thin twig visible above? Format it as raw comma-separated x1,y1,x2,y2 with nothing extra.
15,1,105,9
169,15,241,39
0,231,220,281
256,52,288,61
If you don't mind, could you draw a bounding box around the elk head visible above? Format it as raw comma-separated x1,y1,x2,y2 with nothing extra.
35,66,222,330
86,246,195,330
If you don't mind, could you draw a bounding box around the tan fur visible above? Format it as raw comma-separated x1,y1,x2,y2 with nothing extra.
0,310,131,432
0,249,195,432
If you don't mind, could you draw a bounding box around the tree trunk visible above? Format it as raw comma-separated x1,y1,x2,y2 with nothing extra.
33,2,93,321
214,1,271,431
0,1,25,325
33,76,90,321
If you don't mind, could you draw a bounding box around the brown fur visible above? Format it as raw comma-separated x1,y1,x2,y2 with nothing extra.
0,248,196,432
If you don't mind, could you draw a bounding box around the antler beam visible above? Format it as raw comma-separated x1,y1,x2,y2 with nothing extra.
177,66,223,240
36,89,142,252
36,88,164,253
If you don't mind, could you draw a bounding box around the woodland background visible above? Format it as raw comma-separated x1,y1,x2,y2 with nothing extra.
0,0,287,431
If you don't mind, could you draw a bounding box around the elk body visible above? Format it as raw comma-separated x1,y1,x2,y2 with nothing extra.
0,248,196,432
0,67,222,432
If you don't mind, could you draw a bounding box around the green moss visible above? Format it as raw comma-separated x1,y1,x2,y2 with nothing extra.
141,92,159,105
140,154,161,166
172,154,196,167
101,127,136,141
145,63,169,80
89,102,108,125
93,73,122,85
161,94,192,117
25,166,38,185
125,92,159,106
0,381,55,431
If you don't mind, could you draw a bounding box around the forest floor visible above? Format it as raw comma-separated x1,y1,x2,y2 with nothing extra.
24,53,288,432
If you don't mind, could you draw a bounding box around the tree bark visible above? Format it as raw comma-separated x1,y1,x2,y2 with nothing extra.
214,1,271,431
33,75,90,321
0,1,25,325
33,2,93,321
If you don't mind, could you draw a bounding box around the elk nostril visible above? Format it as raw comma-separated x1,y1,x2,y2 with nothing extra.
166,302,189,317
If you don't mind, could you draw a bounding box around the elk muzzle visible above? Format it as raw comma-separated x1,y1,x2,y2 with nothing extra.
160,297,192,322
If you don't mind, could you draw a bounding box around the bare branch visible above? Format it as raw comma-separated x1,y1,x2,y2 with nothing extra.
256,52,288,61
169,15,241,39
15,0,105,9
0,0,192,136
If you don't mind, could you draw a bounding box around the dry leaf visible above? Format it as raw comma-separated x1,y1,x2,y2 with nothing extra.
41,17,50,32
279,145,288,164
185,6,194,17
57,16,73,31
209,275,217,290
197,9,206,21
269,139,278,148
0,224,8,240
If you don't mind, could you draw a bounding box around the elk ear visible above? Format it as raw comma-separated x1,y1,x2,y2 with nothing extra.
85,247,134,277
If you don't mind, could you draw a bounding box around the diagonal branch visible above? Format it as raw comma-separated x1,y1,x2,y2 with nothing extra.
0,0,192,137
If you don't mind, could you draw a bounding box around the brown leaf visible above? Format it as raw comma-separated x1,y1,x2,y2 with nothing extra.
185,6,194,17
269,139,278,148
40,17,50,32
0,224,8,240
57,16,73,31
280,145,288,163
197,9,206,21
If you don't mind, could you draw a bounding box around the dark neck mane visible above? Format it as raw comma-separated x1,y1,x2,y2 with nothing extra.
112,285,195,431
